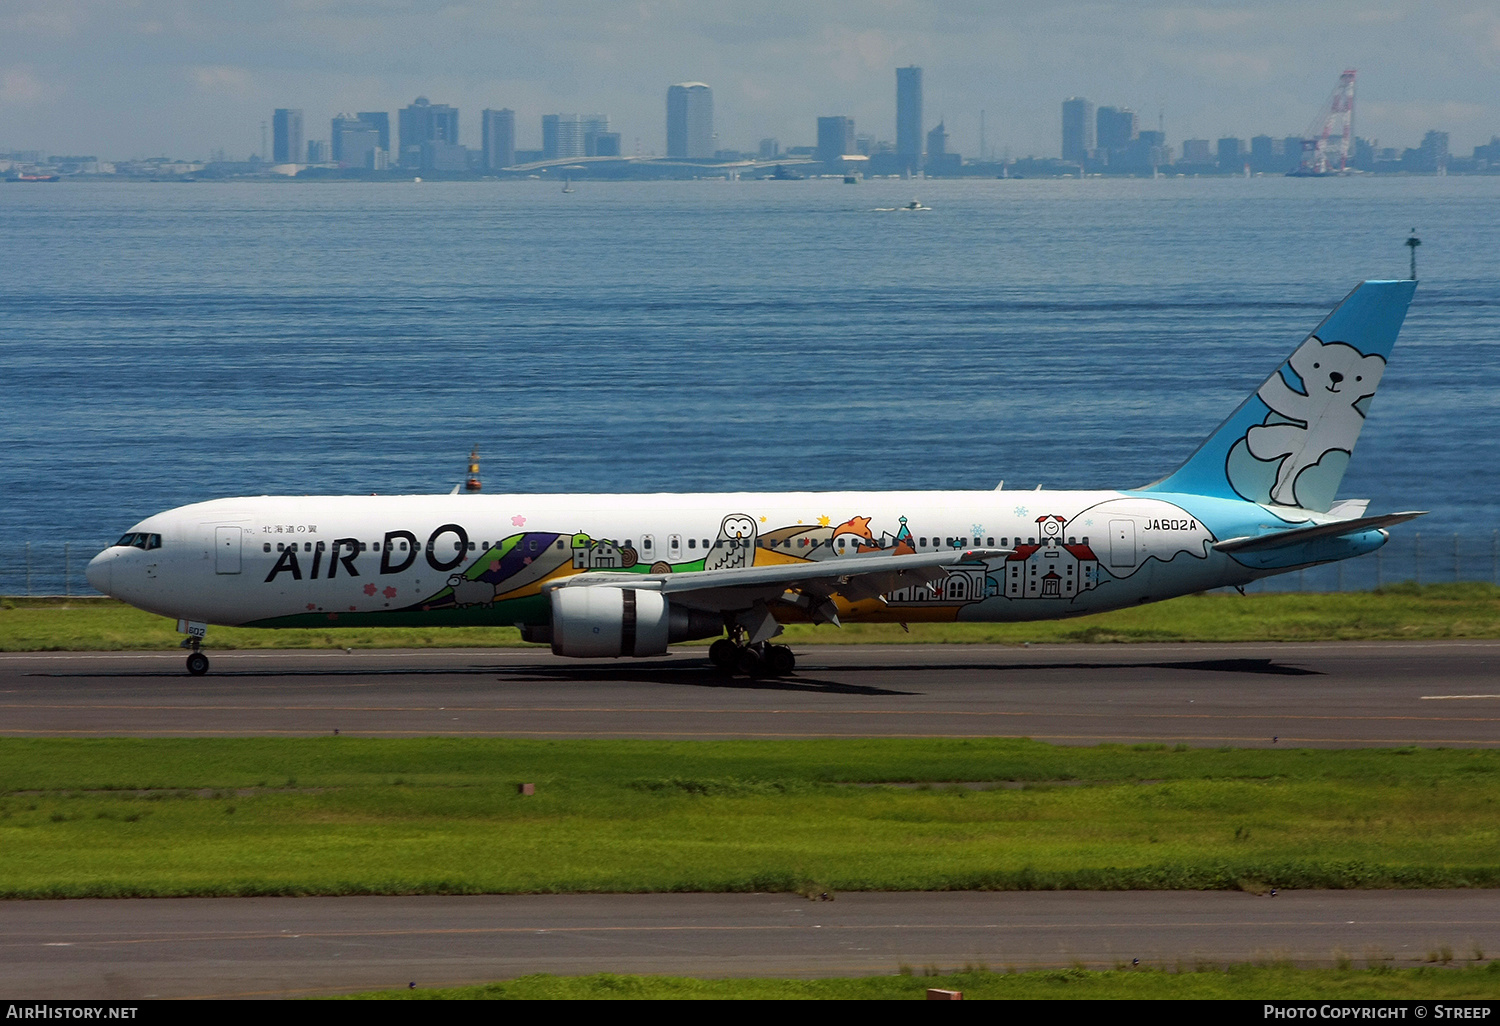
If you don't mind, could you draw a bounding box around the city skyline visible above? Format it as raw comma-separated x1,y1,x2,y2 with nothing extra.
2,2,1499,161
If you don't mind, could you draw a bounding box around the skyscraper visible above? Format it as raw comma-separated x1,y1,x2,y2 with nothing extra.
896,66,923,170
357,112,391,154
481,109,516,169
1061,97,1094,163
272,109,303,164
332,113,387,167
666,83,713,159
1096,107,1137,155
398,97,460,168
542,114,609,160
816,116,855,164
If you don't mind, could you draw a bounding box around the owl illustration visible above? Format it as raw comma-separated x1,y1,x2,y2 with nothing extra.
704,513,757,571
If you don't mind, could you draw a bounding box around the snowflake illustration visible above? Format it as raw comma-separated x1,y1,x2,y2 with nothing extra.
970,523,984,536
1083,518,1095,527
511,514,527,527
1013,505,1029,517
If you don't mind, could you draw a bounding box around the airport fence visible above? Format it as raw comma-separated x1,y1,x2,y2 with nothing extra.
3,532,1498,600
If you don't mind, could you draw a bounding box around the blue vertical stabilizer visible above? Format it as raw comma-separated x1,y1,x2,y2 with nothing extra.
1138,279,1416,512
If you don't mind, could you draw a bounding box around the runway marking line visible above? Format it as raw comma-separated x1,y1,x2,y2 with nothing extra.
0,729,1496,744
0,704,1495,724
1422,695,1500,700
13,916,1500,949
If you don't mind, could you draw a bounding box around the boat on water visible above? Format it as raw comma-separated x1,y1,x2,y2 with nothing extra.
562,177,575,193
767,164,805,180
872,199,931,213
6,172,60,182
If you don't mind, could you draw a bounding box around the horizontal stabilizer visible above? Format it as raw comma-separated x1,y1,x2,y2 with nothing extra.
1213,511,1427,554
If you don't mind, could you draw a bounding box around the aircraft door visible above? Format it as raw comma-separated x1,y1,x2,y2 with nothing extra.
215,527,242,574
1109,520,1136,568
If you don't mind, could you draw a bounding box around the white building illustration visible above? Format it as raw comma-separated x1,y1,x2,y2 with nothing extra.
1004,515,1101,599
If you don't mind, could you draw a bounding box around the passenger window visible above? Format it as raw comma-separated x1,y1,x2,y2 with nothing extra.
919,537,927,547
556,540,564,550
688,539,696,549
642,536,653,550
276,543,285,552
987,537,994,547
469,542,476,551
263,543,271,553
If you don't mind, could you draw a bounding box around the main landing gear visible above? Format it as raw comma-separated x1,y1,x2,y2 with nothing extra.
709,632,795,678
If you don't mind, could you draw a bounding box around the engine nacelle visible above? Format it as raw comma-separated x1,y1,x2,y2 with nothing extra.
549,587,721,658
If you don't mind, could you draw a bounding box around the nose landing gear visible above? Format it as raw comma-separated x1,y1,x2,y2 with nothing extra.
177,619,210,675
180,635,209,676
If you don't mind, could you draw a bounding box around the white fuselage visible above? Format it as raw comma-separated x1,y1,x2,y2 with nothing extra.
87,488,1295,631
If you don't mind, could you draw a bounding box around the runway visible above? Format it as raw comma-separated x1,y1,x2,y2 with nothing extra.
1,641,1498,746
4,890,1499,999
5,642,1499,998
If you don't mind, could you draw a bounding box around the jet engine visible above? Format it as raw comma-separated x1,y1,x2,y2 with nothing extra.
549,587,722,658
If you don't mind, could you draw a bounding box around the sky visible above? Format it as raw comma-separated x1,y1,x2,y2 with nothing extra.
2,0,1498,161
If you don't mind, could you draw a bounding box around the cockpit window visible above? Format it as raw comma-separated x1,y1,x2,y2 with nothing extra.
114,533,161,550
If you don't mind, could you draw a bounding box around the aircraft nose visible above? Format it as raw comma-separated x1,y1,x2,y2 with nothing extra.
86,550,113,596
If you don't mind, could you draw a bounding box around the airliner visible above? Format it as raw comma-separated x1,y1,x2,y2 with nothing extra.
88,280,1423,677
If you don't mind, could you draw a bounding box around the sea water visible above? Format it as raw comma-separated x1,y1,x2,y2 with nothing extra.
2,175,1497,594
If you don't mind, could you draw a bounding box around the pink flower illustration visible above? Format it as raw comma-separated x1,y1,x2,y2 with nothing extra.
363,583,378,596
512,514,526,526
383,586,398,599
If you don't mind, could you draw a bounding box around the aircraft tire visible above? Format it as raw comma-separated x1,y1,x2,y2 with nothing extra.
766,645,796,676
709,638,738,669
186,652,210,676
735,647,765,678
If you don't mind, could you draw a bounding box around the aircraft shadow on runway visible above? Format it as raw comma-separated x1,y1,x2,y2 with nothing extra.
39,657,1318,689
38,662,917,696
818,658,1325,678
491,664,919,696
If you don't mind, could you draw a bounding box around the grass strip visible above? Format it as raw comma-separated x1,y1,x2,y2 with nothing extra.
339,964,1500,1000
1,738,1498,899
3,583,1499,651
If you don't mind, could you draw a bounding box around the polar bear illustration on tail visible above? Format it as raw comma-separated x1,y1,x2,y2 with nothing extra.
1245,335,1386,508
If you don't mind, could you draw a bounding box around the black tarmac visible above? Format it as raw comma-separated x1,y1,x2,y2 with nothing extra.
3,642,1498,998
2,641,1498,745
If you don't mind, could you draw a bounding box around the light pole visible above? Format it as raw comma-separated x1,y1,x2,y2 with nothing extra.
1405,229,1421,280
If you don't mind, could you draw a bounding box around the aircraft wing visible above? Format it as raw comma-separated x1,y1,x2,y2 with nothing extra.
546,548,1011,622
1213,511,1427,554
